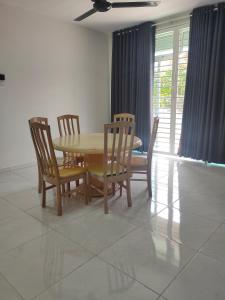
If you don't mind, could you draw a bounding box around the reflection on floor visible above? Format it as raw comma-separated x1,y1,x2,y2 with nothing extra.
0,155,225,300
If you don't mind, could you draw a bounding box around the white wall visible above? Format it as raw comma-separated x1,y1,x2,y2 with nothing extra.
0,4,110,170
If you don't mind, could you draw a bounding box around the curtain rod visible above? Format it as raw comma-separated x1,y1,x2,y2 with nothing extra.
152,6,219,27
152,15,190,27
115,6,219,34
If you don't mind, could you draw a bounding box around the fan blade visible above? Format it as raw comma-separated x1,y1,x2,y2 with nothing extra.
112,1,160,8
74,8,97,21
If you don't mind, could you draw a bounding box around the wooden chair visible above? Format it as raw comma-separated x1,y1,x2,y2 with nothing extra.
29,117,49,194
29,121,88,216
88,121,135,214
114,113,135,123
57,114,84,168
129,117,159,198
29,117,64,193
57,114,80,136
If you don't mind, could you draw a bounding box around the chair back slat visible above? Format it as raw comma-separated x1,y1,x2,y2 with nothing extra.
57,114,80,136
114,113,135,123
29,122,59,179
147,117,159,162
104,122,135,178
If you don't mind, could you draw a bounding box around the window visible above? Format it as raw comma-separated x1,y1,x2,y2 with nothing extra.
153,23,190,155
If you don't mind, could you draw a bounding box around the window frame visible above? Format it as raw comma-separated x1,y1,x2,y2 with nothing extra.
153,20,190,155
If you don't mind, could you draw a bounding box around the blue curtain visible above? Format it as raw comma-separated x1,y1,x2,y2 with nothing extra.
179,3,225,163
111,22,155,151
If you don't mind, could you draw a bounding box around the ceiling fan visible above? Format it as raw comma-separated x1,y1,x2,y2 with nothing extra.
74,0,160,21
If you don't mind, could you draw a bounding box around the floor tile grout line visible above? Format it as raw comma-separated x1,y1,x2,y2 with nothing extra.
0,228,97,300
2,160,225,299
198,221,224,251
48,227,99,257
0,203,101,259
111,201,169,228
0,194,40,213
159,237,225,298
52,219,140,257
196,248,225,264
11,169,37,182
0,229,51,258
96,231,201,298
31,255,98,300
158,250,198,297
25,206,96,229
170,198,225,224
95,254,161,297
0,268,26,300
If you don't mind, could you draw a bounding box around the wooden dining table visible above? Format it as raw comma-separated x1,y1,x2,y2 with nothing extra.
53,132,142,195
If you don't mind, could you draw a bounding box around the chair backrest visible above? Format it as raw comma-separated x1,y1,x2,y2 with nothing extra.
29,121,59,179
114,113,135,123
29,117,48,125
104,122,135,178
57,114,80,136
147,117,159,162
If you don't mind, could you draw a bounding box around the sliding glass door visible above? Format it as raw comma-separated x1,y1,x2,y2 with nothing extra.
153,24,189,155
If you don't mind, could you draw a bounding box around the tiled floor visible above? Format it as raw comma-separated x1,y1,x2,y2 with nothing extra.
0,155,225,299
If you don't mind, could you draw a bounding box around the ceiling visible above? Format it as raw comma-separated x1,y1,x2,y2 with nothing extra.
0,0,219,32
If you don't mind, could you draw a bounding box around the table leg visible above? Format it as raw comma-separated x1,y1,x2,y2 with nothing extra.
85,154,112,197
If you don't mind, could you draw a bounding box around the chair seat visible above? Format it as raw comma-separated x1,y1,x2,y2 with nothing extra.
130,155,148,169
88,163,126,177
59,166,86,178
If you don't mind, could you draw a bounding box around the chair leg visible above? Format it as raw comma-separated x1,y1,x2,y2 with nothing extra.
87,173,92,204
62,184,66,194
112,183,116,196
56,184,62,216
119,182,123,197
84,175,89,205
76,180,79,187
147,170,152,198
38,167,42,194
42,180,46,208
67,182,71,197
104,183,109,214
126,179,132,208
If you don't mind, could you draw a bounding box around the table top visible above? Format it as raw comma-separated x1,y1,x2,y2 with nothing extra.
53,133,142,154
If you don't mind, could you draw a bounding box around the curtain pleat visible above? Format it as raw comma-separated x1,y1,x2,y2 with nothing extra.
179,3,225,163
111,22,155,151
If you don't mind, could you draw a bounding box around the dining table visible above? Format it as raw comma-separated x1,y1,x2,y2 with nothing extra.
53,132,142,196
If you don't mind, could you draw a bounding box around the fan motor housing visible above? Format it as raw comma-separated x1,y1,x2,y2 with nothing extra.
93,0,112,12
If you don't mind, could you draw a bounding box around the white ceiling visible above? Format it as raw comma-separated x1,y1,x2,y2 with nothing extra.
0,0,219,32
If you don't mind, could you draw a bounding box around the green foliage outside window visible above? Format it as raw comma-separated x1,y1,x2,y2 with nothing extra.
153,64,187,110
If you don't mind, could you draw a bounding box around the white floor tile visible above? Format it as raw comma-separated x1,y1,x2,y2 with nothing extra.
54,210,136,254
0,214,49,255
0,172,33,196
99,227,195,294
2,188,43,211
108,192,167,226
13,165,38,185
173,193,225,222
1,157,225,299
151,186,179,205
149,206,220,250
0,275,23,300
201,224,225,262
35,257,158,300
163,253,225,300
27,197,98,229
0,198,26,221
0,231,93,300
